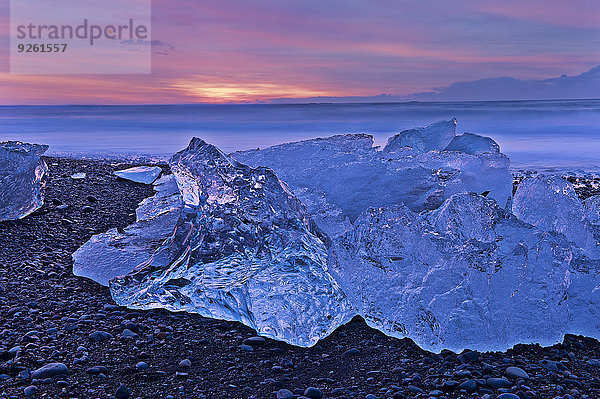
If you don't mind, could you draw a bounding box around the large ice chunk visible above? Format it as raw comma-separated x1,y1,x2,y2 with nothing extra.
73,175,182,286
234,134,445,229
383,118,457,153
109,138,355,347
329,192,600,352
234,122,512,228
444,133,500,154
0,141,48,221
513,175,598,256
114,166,162,184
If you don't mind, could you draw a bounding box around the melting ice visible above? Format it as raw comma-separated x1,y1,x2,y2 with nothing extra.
0,141,48,221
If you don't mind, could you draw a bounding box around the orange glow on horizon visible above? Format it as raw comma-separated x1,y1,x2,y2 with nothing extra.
170,79,337,103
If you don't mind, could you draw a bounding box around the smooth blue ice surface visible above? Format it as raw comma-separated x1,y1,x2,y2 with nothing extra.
114,166,162,184
0,141,48,221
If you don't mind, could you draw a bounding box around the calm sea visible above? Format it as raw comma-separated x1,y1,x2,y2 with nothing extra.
1,100,599,171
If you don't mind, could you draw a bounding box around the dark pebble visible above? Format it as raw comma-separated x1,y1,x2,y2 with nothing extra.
276,389,294,399
458,350,480,363
31,363,70,379
459,379,477,393
24,386,38,397
487,377,512,389
304,387,323,399
89,331,113,342
342,348,360,356
115,384,131,399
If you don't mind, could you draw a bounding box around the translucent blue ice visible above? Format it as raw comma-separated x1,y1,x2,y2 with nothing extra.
0,141,48,221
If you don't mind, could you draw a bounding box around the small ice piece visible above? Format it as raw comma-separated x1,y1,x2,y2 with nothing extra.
0,141,48,221
330,192,600,353
444,133,500,154
114,166,162,184
73,175,182,286
110,138,355,347
584,195,600,225
70,173,86,179
383,118,457,153
512,175,598,256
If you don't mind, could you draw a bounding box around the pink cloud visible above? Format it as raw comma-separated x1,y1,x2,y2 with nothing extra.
0,0,598,104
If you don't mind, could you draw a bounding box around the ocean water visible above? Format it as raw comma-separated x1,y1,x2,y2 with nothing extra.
0,100,599,171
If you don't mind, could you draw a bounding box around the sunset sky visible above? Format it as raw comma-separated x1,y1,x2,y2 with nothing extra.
1,0,599,104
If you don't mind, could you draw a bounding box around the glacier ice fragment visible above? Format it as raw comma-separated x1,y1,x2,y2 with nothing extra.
329,192,600,352
115,166,162,184
383,118,457,153
234,121,512,225
512,175,598,256
234,134,445,224
73,174,182,286
0,141,48,221
109,138,355,347
444,133,500,154
70,173,86,179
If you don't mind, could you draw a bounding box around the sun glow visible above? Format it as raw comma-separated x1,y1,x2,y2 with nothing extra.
171,79,335,103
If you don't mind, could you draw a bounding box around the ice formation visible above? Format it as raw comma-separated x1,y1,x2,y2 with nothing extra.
235,134,443,235
513,175,598,257
109,138,355,347
73,119,600,352
383,118,457,153
330,192,600,352
234,122,512,235
0,141,48,221
114,166,162,184
584,195,600,225
444,132,500,154
73,175,182,286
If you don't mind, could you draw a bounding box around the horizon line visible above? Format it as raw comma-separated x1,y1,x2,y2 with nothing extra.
1,97,600,107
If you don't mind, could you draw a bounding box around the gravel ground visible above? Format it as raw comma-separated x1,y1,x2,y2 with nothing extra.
1,157,600,399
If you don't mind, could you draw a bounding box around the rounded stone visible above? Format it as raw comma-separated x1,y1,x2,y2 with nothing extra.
342,348,361,356
506,366,529,380
243,336,266,345
135,361,149,370
238,344,253,352
24,386,38,397
304,387,323,399
31,363,70,380
487,377,512,389
115,384,131,399
121,329,139,339
88,331,113,342
459,379,477,393
276,389,294,399
497,394,520,399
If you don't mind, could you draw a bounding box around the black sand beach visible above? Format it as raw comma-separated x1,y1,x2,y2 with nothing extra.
2,158,600,399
